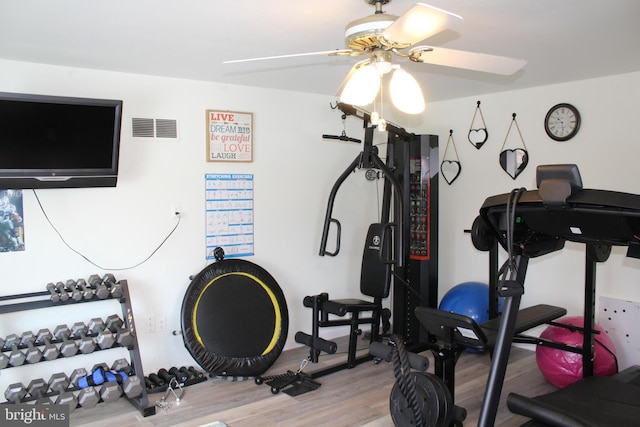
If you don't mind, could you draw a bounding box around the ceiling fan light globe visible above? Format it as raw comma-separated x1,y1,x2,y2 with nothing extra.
339,64,380,106
390,68,425,114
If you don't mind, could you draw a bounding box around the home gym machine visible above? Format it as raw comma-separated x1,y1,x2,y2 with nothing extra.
294,103,439,379
475,164,640,426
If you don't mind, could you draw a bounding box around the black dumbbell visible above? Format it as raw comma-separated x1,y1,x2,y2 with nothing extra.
148,373,165,387
4,334,26,366
65,279,83,302
36,329,60,361
4,383,27,403
144,377,156,390
20,331,43,364
71,322,96,354
102,273,123,298
169,366,188,382
87,318,115,349
53,325,78,357
179,366,196,381
88,274,110,299
185,366,204,379
157,368,173,384
105,314,134,347
76,278,94,300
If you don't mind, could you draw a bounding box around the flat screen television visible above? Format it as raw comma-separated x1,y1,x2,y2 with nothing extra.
0,91,123,189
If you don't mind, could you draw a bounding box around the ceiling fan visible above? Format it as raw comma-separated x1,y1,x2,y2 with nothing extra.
223,1,526,114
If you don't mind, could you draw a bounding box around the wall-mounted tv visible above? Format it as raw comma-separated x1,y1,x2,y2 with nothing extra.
0,92,123,189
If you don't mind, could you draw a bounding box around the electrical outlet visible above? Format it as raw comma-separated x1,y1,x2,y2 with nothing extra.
157,316,166,332
171,204,181,217
145,316,155,333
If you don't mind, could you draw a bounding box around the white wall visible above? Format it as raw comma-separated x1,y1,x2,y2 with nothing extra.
0,59,381,382
413,71,640,328
1,58,640,382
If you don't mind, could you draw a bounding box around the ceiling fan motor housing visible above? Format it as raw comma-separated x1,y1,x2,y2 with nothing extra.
345,13,397,51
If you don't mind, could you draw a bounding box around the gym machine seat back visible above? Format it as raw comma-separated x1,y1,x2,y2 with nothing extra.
295,222,392,378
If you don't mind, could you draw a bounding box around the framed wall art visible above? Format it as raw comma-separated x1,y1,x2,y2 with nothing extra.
206,110,253,162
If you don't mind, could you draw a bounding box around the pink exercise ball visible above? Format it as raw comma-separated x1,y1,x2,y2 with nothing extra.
535,316,617,388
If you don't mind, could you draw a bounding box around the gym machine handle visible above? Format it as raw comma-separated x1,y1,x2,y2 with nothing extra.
369,341,429,372
294,332,337,355
319,155,361,257
321,301,348,317
319,218,341,257
302,294,347,316
318,135,404,266
322,134,361,144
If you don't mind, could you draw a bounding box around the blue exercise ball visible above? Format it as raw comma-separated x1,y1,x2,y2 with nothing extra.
439,281,494,325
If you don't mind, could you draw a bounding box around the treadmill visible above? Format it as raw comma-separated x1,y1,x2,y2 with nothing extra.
476,164,640,427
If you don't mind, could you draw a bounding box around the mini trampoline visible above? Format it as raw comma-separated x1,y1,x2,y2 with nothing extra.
181,257,288,377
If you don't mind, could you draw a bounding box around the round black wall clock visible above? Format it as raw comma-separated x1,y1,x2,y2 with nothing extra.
544,103,581,141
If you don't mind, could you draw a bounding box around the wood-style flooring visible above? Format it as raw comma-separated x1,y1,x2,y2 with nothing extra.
70,338,556,427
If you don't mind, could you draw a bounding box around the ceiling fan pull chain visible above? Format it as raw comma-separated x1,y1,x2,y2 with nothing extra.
377,76,387,131
440,129,462,185
468,100,489,149
499,113,529,180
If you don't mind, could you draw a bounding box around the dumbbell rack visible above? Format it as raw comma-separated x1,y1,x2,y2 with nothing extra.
0,279,156,417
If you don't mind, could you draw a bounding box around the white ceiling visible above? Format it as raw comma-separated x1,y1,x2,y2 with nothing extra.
1,0,639,102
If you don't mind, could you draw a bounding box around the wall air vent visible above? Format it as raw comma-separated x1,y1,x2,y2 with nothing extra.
132,117,178,141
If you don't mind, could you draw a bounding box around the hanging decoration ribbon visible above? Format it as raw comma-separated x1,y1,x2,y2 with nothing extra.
499,113,529,180
468,100,488,149
440,129,461,185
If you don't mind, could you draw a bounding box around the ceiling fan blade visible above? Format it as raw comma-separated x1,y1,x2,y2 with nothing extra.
223,49,354,64
411,45,527,75
380,3,462,49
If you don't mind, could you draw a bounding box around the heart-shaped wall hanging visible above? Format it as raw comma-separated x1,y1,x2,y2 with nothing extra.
441,160,461,185
499,148,528,179
499,113,529,180
468,128,488,149
468,100,488,149
440,130,461,185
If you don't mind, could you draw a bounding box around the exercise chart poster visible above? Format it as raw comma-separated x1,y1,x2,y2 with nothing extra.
206,110,253,162
0,189,25,252
205,174,254,259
